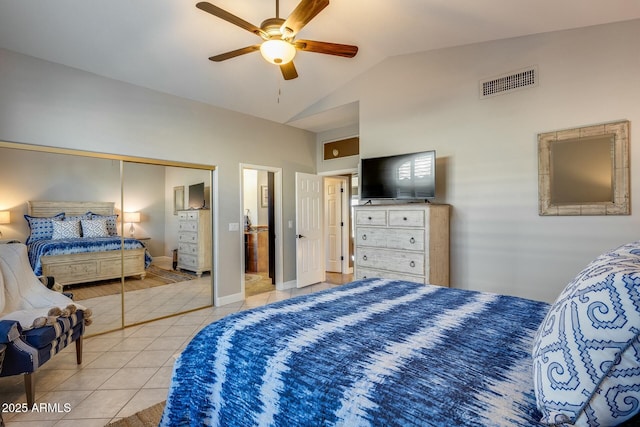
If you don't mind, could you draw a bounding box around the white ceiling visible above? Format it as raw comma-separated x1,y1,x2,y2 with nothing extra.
1,0,639,132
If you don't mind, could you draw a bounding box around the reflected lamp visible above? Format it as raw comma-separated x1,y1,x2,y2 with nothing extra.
123,212,140,237
0,210,9,238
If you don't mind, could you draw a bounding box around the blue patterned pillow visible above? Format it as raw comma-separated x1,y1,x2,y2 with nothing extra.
532,242,640,426
86,212,118,236
24,212,65,244
52,219,81,239
80,218,109,238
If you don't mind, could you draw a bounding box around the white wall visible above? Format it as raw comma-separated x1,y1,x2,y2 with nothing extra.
314,19,640,302
0,48,317,302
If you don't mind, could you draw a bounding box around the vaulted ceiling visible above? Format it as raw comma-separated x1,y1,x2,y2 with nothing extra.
1,0,639,132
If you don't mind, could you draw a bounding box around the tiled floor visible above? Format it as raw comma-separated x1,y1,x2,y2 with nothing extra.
0,277,350,426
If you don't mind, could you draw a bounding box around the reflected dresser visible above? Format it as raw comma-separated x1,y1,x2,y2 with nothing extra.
177,209,211,277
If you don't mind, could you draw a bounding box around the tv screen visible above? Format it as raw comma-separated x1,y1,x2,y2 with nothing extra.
188,182,205,209
360,150,436,200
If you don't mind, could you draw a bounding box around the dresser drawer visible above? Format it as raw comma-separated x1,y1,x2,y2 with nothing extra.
388,210,425,227
177,254,197,268
356,247,425,275
355,210,387,226
356,227,425,251
178,232,198,243
186,211,200,220
178,242,198,255
178,221,198,232
178,211,189,220
355,267,425,283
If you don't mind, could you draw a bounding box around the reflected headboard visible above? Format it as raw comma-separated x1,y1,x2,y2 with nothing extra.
27,201,115,217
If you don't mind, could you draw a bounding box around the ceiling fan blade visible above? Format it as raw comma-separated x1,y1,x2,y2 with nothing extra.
209,45,261,62
280,62,298,80
281,0,329,37
196,2,267,38
295,40,358,58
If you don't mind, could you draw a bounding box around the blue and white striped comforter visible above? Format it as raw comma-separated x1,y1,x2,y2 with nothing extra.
28,236,152,276
162,279,551,426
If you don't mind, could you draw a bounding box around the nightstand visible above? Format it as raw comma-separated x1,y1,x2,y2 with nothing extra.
134,237,150,247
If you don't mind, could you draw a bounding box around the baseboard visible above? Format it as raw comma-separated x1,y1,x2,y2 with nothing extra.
215,292,244,307
277,280,296,291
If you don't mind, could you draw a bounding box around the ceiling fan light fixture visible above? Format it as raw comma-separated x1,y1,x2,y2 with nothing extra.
260,39,296,65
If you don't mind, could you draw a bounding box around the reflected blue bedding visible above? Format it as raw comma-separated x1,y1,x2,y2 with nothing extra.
28,236,152,276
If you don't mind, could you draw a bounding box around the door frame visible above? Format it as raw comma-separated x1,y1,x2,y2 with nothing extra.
240,163,284,296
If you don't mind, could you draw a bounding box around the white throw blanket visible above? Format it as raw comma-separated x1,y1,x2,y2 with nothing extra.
0,243,86,329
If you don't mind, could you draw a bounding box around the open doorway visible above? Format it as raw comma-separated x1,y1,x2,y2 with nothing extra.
241,164,283,297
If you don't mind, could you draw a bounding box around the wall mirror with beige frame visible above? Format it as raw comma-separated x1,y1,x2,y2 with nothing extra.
0,141,214,336
538,120,630,216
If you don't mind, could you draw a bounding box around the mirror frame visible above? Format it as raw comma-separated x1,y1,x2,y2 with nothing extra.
538,120,630,216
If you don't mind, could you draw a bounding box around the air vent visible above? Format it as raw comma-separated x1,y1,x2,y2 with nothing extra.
480,66,537,99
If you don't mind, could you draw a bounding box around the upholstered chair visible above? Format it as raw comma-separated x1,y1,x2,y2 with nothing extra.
0,243,91,406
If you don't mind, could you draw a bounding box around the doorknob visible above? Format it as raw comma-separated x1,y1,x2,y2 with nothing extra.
296,234,305,239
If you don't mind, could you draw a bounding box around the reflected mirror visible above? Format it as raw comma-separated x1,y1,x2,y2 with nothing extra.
538,120,630,215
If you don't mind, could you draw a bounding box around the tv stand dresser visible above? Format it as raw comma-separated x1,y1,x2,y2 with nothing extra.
354,204,450,286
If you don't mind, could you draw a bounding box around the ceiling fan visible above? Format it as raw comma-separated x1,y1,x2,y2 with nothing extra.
196,0,358,80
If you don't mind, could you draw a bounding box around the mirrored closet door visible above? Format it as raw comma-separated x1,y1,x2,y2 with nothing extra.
0,141,215,336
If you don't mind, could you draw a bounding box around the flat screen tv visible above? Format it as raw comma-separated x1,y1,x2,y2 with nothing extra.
188,182,206,209
360,150,436,201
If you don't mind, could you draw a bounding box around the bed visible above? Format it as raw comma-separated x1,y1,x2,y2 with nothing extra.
25,201,151,286
161,241,640,427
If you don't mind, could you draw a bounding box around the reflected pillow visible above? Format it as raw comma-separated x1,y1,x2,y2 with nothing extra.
532,241,640,426
81,218,109,238
24,212,65,244
64,214,91,222
52,219,81,239
86,212,118,236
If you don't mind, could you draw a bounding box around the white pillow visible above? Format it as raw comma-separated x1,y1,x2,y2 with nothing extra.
81,218,109,238
52,220,81,239
532,242,640,426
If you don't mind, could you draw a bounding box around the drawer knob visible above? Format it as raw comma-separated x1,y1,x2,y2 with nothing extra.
362,234,367,240
403,217,408,221
409,261,416,268
363,255,368,261
409,237,415,244
368,216,372,220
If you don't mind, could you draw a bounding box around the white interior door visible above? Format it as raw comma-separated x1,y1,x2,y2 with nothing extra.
296,172,324,287
325,177,343,273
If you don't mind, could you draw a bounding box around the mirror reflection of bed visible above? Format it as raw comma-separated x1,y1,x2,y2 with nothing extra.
0,143,214,336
